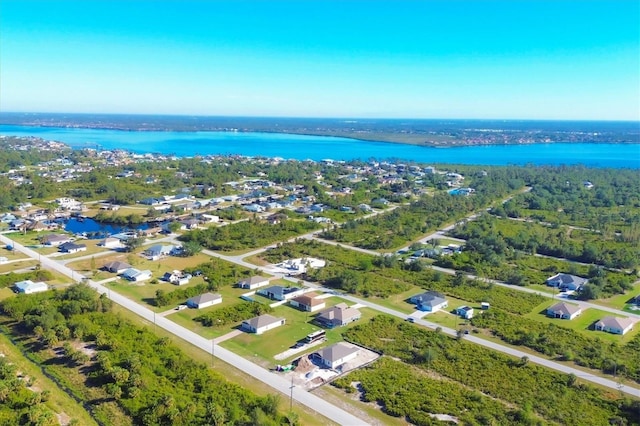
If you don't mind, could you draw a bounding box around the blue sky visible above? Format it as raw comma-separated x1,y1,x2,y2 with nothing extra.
1,0,638,119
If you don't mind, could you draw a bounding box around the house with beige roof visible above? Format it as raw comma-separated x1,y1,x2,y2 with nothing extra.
594,316,635,335
242,314,285,335
547,302,582,320
315,303,361,328
290,292,326,312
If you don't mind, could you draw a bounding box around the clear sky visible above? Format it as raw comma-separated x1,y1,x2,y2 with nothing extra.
1,0,638,120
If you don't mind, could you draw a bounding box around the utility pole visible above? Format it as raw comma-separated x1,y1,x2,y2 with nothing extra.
289,376,295,412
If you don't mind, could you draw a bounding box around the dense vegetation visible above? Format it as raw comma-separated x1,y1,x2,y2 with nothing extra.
341,316,639,426
0,284,292,425
452,214,639,270
0,355,58,425
472,309,640,383
491,166,640,238
319,169,525,250
194,302,273,328
179,217,319,252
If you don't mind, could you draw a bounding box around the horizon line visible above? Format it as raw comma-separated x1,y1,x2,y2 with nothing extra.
1,111,638,123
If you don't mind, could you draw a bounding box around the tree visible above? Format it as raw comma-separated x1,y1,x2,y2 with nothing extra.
124,236,145,252
167,221,182,234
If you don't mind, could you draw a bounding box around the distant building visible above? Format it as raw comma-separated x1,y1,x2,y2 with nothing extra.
455,306,474,319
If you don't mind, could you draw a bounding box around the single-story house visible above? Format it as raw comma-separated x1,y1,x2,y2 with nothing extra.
0,257,7,264
162,270,192,286
99,237,124,249
41,234,72,247
290,292,326,312
546,273,588,291
241,314,286,335
186,292,222,309
594,316,635,335
455,306,474,320
144,244,179,260
547,302,582,320
237,276,270,290
257,285,305,301
121,268,152,282
312,342,360,370
103,260,132,274
315,303,361,328
58,241,87,254
410,291,448,312
14,280,48,294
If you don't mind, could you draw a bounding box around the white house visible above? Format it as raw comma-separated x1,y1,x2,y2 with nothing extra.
315,303,361,328
41,234,72,247
546,273,588,291
410,291,448,312
594,316,635,335
144,244,179,260
162,270,192,286
99,237,124,249
186,293,222,309
14,280,48,294
455,306,474,319
237,276,270,290
121,268,152,282
547,302,582,320
312,342,360,370
241,314,285,335
58,242,87,254
103,260,132,274
257,285,306,301
290,292,326,312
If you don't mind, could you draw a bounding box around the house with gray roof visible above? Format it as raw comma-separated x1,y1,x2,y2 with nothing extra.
547,302,582,320
186,292,222,309
237,275,270,290
241,314,285,335
546,273,587,291
58,241,87,254
312,342,360,369
103,260,132,274
257,285,305,301
594,316,635,335
315,303,361,328
410,291,448,312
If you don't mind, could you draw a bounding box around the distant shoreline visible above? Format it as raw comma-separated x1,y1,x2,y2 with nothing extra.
1,122,639,148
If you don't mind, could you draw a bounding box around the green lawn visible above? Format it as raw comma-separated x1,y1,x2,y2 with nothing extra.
220,298,377,366
525,304,640,343
593,282,640,311
0,259,38,273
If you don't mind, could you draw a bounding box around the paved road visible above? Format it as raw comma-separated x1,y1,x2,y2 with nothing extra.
0,234,368,426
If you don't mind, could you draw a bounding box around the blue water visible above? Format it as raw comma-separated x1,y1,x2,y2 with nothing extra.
1,125,639,168
64,218,148,237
